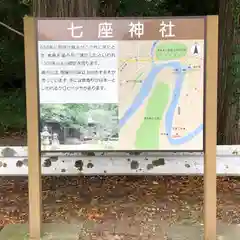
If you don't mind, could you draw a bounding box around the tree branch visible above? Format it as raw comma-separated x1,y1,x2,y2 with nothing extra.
0,21,24,37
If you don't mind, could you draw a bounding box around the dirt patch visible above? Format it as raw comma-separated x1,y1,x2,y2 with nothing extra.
0,176,239,239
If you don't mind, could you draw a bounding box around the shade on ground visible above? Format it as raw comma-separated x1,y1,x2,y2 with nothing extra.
1,222,240,240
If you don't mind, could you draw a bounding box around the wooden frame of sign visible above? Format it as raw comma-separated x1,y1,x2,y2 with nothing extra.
23,16,218,240
204,15,218,240
24,17,42,240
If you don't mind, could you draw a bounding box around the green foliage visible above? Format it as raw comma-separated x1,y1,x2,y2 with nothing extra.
119,0,167,16
0,0,29,87
119,0,217,17
0,89,26,133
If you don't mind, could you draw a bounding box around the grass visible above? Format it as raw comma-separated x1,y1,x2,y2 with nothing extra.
0,89,26,135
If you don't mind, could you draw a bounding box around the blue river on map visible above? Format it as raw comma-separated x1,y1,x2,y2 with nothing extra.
119,41,203,145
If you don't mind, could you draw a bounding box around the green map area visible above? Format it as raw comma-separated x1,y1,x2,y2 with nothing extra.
135,83,170,149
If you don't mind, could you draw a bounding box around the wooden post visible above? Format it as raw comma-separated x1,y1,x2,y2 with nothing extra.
24,17,42,240
204,15,219,240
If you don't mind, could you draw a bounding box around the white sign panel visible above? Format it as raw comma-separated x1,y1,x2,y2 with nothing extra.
38,41,118,104
37,18,205,152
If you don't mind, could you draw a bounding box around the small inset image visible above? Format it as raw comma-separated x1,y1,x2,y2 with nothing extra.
39,103,119,150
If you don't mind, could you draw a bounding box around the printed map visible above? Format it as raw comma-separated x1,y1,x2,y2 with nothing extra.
118,40,204,151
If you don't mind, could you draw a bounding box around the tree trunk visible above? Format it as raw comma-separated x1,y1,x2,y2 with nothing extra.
31,0,119,17
217,0,235,144
31,0,99,17
218,0,240,144
225,0,240,144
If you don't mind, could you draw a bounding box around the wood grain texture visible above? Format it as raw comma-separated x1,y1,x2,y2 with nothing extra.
204,15,219,240
24,16,42,240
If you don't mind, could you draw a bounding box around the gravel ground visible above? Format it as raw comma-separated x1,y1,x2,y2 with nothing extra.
0,176,240,239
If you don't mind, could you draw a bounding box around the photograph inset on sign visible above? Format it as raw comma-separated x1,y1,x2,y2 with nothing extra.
40,103,119,151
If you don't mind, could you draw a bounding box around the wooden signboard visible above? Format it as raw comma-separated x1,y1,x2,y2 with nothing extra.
24,16,218,240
